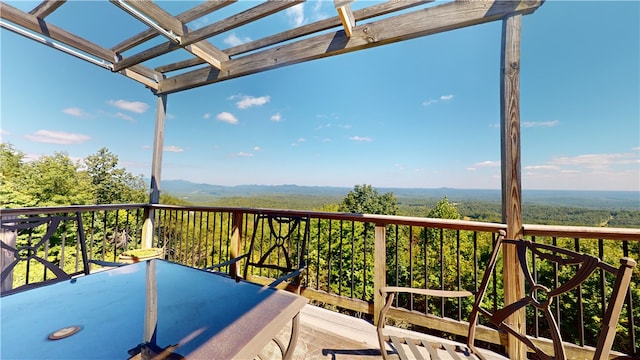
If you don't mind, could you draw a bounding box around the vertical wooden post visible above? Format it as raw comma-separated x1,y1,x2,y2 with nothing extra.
0,217,17,293
229,211,244,279
144,259,158,345
500,13,526,359
373,223,386,325
142,94,167,249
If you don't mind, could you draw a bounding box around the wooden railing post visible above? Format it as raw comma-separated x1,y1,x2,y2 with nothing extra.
373,223,386,325
500,12,526,360
229,211,244,279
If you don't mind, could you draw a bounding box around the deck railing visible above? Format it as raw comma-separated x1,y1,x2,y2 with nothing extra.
2,204,639,358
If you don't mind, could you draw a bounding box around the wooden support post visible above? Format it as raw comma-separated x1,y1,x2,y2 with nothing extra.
0,216,16,293
144,259,158,345
373,223,386,325
143,94,167,249
229,211,244,280
500,13,526,360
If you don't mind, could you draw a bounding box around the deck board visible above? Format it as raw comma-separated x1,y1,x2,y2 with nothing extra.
264,305,508,360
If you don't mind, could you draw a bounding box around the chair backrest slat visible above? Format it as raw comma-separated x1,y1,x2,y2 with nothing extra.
468,233,637,360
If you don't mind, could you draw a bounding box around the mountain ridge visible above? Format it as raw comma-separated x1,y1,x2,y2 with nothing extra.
158,180,639,210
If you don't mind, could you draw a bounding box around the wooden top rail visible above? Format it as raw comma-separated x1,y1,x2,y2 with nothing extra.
2,204,638,241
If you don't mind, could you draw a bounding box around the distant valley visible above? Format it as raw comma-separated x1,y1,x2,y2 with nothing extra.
160,180,639,211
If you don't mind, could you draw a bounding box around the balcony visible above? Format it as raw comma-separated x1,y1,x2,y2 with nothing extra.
2,204,638,359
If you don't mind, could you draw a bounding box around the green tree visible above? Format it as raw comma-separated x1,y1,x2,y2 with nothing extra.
20,152,93,206
338,184,398,215
0,143,35,207
84,147,146,204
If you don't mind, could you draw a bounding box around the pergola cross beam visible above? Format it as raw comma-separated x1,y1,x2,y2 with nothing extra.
157,0,542,95
111,0,229,70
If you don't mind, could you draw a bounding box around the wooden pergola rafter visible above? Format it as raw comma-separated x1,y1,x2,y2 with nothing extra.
0,1,544,357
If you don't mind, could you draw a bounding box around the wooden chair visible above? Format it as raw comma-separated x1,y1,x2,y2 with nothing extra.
1,213,90,296
206,213,310,293
377,232,636,360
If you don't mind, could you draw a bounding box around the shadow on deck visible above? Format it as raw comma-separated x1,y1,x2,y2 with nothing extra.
265,305,507,360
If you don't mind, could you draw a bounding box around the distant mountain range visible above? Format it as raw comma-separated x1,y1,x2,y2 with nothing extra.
159,180,640,210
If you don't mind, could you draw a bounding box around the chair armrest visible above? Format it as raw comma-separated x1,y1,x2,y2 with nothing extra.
204,253,249,271
381,286,474,299
89,259,127,268
268,264,307,288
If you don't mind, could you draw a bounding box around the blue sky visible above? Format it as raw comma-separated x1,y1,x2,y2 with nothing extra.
1,1,638,191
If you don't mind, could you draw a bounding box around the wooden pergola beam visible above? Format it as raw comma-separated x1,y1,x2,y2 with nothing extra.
111,0,236,54
158,0,543,94
29,0,65,19
335,0,356,38
0,1,159,89
112,0,303,73
156,0,432,74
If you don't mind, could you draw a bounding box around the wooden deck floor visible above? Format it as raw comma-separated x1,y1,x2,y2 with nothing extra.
262,305,508,360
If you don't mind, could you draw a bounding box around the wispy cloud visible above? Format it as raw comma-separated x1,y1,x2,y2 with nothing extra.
547,152,638,169
224,33,252,47
286,3,305,26
349,136,373,142
253,146,263,151
114,112,135,122
217,112,238,124
466,160,500,171
230,152,253,158
522,120,559,128
1,129,10,136
271,113,282,122
24,130,90,144
423,94,454,106
234,95,270,109
291,138,306,147
63,107,90,118
524,150,639,190
203,113,211,119
164,146,184,153
108,99,149,114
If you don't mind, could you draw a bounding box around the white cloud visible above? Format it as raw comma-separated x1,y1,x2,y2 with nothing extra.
524,165,560,171
203,113,211,119
423,94,454,106
231,152,253,157
271,113,282,122
114,112,135,122
0,129,10,136
164,146,184,153
349,136,373,142
322,138,332,142
253,146,263,151
522,120,559,128
63,107,90,118
224,33,252,47
548,153,637,169
286,3,305,26
217,112,238,124
291,138,306,147
236,95,270,109
108,99,149,114
467,160,500,171
24,130,90,144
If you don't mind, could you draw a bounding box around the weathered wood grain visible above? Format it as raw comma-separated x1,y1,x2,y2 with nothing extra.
499,13,525,360
29,0,65,19
158,0,543,94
